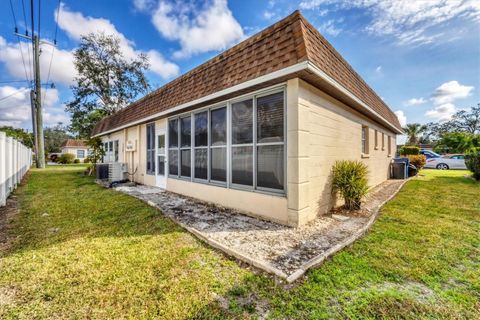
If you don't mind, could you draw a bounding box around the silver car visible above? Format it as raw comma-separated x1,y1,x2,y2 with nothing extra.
425,154,467,170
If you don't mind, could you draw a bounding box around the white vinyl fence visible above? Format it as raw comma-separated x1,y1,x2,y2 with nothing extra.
0,131,32,207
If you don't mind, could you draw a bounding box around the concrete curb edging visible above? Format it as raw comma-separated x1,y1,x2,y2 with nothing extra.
285,178,410,283
120,178,409,284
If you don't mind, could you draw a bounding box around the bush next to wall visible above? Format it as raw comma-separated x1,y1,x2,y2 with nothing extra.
407,155,427,170
400,146,420,156
465,148,480,181
332,160,369,210
58,154,76,164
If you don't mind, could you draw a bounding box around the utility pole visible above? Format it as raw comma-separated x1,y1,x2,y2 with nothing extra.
33,34,45,168
29,89,38,160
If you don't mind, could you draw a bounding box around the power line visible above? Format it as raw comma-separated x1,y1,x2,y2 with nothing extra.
9,0,31,86
0,88,29,103
37,0,41,37
0,79,30,84
43,0,61,105
21,0,34,82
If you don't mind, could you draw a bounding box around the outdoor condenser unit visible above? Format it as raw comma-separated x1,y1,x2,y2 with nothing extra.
108,162,128,182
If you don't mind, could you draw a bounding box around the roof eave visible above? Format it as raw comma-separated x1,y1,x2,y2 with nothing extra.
93,61,402,137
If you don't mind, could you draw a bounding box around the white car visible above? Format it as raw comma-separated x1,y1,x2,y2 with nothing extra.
424,154,467,170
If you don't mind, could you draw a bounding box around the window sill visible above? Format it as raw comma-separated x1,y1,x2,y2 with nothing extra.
361,153,370,159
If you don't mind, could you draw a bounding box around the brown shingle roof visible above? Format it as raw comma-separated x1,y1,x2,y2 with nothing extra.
93,11,402,136
62,139,87,148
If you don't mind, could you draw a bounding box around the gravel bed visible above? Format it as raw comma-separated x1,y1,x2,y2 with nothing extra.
115,179,405,277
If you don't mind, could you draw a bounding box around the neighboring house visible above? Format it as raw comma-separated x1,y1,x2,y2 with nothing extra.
61,139,92,162
92,11,403,227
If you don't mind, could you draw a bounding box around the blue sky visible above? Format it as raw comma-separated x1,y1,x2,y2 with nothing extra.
1,0,479,139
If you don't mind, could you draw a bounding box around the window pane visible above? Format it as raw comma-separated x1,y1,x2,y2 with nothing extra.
257,92,284,143
211,107,226,146
169,119,178,147
158,135,165,149
257,145,284,190
77,150,85,158
180,116,191,147
232,100,253,144
210,147,226,182
195,111,208,147
157,156,165,175
232,146,253,186
180,149,191,177
114,140,119,161
169,150,178,176
194,149,208,180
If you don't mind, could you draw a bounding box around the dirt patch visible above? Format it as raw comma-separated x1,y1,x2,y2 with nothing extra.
115,179,406,279
0,196,20,253
0,286,17,306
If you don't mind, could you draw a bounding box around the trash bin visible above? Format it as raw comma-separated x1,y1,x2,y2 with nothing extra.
391,158,409,179
391,162,406,179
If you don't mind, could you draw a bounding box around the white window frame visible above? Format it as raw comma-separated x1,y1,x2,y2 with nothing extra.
166,85,286,196
362,126,369,155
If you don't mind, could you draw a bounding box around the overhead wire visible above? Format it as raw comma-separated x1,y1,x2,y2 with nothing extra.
8,0,32,88
0,87,29,103
43,0,61,105
21,0,34,82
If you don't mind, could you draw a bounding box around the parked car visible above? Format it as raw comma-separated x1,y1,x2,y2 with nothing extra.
420,149,441,159
425,154,467,170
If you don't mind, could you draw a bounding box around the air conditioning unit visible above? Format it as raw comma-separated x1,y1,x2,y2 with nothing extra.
108,162,128,182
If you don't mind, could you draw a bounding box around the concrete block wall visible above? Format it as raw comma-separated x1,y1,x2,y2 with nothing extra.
0,132,32,207
287,79,397,226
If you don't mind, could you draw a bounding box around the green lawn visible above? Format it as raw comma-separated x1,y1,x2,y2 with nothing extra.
0,166,478,319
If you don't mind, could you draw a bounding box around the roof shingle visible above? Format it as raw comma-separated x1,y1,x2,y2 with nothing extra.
92,11,401,136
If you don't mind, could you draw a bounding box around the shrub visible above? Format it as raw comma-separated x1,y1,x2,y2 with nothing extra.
407,155,426,170
400,146,420,156
332,160,369,210
465,148,480,181
73,159,81,164
83,157,91,164
58,153,75,164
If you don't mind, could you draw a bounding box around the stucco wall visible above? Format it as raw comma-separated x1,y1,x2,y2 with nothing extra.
61,147,91,162
288,79,396,225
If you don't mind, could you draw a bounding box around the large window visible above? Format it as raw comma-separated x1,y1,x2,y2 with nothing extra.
77,149,85,159
146,123,155,175
167,89,285,194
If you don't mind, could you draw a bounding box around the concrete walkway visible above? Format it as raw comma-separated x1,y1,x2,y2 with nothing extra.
115,179,407,282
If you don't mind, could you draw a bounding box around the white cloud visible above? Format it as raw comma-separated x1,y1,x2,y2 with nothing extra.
0,36,76,85
430,80,474,105
425,80,474,121
151,0,244,58
133,0,155,12
0,86,65,128
404,97,427,106
375,65,382,73
58,4,179,79
299,0,480,45
425,103,457,121
317,19,342,37
394,110,407,127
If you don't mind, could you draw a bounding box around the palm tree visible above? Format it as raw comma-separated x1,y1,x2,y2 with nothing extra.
403,123,427,145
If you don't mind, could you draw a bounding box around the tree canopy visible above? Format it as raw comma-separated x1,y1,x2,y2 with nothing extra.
66,33,151,139
0,126,34,148
44,123,73,153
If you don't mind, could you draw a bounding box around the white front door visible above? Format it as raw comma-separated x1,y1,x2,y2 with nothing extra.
156,131,166,188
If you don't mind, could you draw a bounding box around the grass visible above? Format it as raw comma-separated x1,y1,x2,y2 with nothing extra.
0,167,478,319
